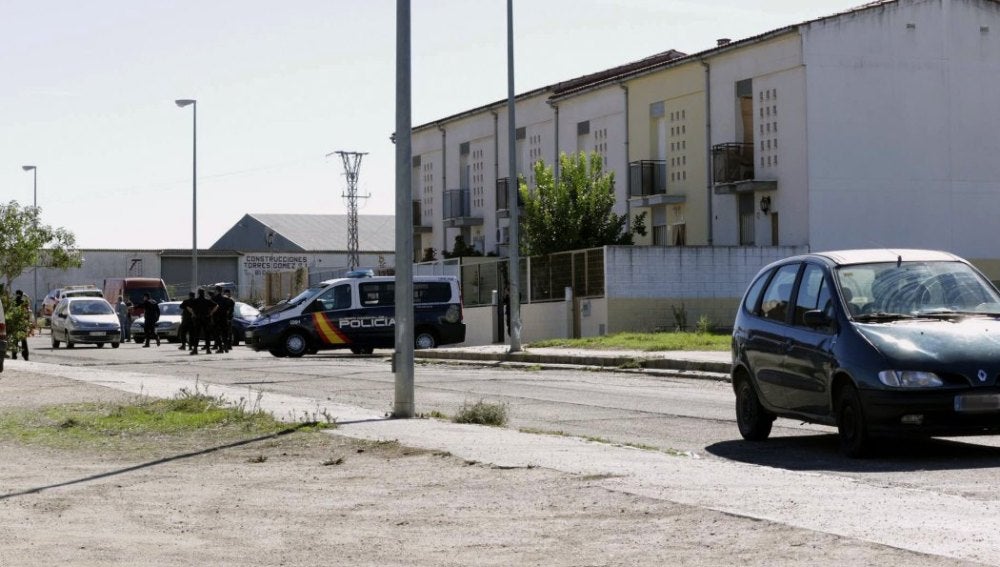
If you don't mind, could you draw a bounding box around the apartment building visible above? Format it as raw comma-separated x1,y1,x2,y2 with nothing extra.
411,0,1000,276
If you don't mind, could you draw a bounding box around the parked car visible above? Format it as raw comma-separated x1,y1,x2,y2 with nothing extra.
130,301,183,343
39,285,103,324
50,297,121,349
732,248,1000,457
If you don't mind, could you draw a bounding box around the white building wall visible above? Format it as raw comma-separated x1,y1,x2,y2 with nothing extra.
707,34,808,247
555,86,628,215
803,0,1000,257
8,249,163,308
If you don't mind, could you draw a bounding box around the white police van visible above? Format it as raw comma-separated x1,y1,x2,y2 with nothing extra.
246,275,465,357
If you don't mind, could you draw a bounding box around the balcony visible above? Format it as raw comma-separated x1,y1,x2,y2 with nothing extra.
443,188,483,228
712,143,776,194
627,160,684,208
412,200,431,234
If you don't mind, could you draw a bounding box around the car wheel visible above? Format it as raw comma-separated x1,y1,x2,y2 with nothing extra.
735,378,774,441
97,343,105,348
134,337,142,344
112,342,120,349
66,340,75,349
837,384,871,458
414,329,438,350
231,335,241,347
282,331,308,358
268,347,288,358
51,336,60,349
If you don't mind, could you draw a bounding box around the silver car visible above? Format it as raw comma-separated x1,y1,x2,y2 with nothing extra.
131,301,183,343
51,297,121,348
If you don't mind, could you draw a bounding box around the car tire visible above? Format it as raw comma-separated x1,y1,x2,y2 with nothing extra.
268,347,288,358
414,328,438,350
282,331,308,358
134,337,142,344
231,336,241,347
112,342,120,349
66,340,75,349
52,336,60,349
837,384,871,458
735,378,774,441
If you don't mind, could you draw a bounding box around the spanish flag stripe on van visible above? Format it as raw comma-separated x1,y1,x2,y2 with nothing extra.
313,313,351,345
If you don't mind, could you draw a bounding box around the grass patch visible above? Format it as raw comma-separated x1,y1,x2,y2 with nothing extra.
0,386,333,453
452,400,509,427
528,331,730,351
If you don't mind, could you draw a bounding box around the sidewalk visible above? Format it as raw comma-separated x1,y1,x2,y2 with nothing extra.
414,345,732,379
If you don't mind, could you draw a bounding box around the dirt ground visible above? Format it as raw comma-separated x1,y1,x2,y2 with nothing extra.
0,370,969,566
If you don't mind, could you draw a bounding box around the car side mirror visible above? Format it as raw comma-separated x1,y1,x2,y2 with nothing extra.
803,309,832,328
57,312,67,319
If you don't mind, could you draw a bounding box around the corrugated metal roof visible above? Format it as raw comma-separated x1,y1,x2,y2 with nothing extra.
248,213,395,252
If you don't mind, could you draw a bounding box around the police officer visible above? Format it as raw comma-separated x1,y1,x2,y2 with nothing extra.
186,288,217,355
178,292,195,350
139,293,160,347
116,295,130,342
218,288,236,352
211,286,227,352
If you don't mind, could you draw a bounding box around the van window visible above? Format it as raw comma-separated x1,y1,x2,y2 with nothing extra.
360,282,394,307
414,282,453,304
316,284,352,311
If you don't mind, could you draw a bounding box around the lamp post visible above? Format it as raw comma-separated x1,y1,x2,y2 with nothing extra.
22,165,37,312
175,99,198,291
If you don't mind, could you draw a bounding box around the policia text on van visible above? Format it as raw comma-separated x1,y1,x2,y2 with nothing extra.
246,275,465,358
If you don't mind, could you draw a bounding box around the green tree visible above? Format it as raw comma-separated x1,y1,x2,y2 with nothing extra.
518,152,635,256
0,200,83,289
442,235,483,259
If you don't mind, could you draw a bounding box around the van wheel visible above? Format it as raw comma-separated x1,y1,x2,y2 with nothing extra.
283,331,308,358
415,329,438,349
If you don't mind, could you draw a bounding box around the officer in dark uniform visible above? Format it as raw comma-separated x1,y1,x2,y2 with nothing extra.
139,293,161,347
186,288,217,355
211,286,227,352
178,291,195,350
214,288,236,352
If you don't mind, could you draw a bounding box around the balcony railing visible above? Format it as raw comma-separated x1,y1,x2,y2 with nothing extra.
712,143,754,184
443,188,472,219
629,160,667,196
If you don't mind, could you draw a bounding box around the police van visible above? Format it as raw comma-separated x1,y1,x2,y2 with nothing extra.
246,275,465,357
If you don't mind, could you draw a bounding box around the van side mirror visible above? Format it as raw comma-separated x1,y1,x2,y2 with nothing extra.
803,309,832,329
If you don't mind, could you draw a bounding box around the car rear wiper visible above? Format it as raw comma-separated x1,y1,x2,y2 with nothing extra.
853,311,917,322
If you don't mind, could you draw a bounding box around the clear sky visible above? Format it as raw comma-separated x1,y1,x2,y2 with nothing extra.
2,0,864,250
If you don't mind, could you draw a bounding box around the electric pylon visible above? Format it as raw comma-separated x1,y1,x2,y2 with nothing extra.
329,150,369,270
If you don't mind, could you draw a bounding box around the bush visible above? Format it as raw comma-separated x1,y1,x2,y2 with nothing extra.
452,400,508,427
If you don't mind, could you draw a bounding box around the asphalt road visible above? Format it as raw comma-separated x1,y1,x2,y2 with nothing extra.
22,333,1000,491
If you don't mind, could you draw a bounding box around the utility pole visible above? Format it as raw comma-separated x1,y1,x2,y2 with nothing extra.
393,0,415,418
329,150,369,270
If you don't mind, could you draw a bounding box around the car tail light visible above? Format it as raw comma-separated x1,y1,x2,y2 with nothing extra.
444,304,461,323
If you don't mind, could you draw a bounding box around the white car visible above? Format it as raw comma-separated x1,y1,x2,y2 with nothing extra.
131,301,183,343
50,297,121,349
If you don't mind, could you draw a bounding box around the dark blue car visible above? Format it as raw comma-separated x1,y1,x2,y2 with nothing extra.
732,249,1000,457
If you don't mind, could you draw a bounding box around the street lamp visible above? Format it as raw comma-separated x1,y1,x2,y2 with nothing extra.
175,99,198,291
22,165,38,312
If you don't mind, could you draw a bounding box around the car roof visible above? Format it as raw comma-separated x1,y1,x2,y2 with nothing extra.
812,249,962,266
317,275,459,286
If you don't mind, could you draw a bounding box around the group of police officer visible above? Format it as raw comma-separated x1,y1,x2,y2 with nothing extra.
177,286,236,355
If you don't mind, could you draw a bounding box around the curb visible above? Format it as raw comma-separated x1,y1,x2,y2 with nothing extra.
413,349,732,377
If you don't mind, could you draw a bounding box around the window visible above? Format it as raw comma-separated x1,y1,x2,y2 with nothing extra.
413,282,453,303
316,284,352,311
794,264,833,327
742,269,772,313
759,264,800,322
359,282,395,307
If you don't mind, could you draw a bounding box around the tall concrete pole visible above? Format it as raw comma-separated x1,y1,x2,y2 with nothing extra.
506,0,523,352
393,0,415,418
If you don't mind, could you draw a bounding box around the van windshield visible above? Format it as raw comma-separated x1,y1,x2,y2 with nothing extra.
260,284,327,316
126,288,169,304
